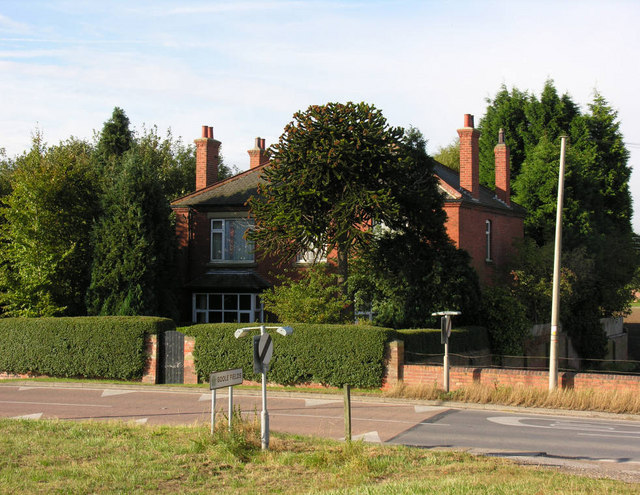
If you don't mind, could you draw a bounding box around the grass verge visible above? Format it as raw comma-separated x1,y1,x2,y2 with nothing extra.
0,417,637,494
385,382,640,415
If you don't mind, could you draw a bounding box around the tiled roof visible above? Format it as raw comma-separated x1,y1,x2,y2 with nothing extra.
172,161,524,216
433,162,526,215
171,165,265,208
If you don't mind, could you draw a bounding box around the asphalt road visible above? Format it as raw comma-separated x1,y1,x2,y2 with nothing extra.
1,383,639,480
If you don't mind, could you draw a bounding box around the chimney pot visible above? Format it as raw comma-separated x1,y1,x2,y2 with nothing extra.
255,137,262,149
498,128,505,144
260,138,266,150
463,114,474,128
208,126,213,139
201,125,208,138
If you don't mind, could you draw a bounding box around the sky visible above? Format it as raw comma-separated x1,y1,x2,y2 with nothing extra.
2,0,640,229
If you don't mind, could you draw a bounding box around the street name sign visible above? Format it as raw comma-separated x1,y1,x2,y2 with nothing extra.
210,368,243,390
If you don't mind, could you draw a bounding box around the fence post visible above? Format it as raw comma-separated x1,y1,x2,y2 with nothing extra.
344,384,351,442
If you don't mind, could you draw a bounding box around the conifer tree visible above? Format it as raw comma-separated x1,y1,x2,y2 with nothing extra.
86,143,177,317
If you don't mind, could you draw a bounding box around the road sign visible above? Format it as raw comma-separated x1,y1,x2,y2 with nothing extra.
441,316,452,344
209,368,243,390
253,333,273,373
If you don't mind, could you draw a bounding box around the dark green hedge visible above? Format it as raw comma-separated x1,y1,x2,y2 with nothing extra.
398,326,490,362
0,317,175,380
183,323,397,388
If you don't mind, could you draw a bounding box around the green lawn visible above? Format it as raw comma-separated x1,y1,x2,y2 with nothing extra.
0,418,637,494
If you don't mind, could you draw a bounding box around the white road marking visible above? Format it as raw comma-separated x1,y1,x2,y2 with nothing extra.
17,387,38,391
488,416,640,436
305,399,341,407
11,413,43,420
353,431,382,443
414,405,447,413
134,418,148,424
578,432,640,440
101,389,135,397
0,400,112,408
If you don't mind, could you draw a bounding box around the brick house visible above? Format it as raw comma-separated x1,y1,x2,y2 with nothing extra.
171,115,525,323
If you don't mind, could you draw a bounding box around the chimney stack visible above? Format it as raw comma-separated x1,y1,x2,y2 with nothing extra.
247,137,269,169
195,125,221,190
494,128,511,205
457,114,480,199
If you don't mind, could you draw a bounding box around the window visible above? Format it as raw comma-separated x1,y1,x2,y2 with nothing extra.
485,219,492,262
210,219,254,262
193,293,263,323
296,244,327,264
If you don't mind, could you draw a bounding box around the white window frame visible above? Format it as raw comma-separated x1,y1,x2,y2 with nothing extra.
296,244,328,264
210,218,254,262
192,292,263,323
485,219,492,262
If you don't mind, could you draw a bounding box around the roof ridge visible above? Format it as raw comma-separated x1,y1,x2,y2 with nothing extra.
171,162,267,205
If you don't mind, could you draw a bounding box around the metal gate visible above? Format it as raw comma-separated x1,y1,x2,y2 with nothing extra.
158,330,184,384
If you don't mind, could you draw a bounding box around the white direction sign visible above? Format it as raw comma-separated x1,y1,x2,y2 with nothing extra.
210,368,243,390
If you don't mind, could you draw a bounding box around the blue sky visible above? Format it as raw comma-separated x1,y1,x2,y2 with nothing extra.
2,0,640,229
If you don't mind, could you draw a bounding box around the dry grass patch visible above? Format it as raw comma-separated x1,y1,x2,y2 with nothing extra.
385,382,640,414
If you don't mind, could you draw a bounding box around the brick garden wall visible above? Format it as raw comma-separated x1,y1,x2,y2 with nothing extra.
382,340,640,393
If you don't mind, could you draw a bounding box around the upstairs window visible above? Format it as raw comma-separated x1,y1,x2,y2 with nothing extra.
485,219,492,262
210,218,254,262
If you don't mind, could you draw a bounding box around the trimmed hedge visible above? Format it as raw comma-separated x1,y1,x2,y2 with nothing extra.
398,326,490,362
183,323,397,388
0,317,175,380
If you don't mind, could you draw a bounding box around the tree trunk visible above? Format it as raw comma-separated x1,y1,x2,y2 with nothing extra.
336,242,353,321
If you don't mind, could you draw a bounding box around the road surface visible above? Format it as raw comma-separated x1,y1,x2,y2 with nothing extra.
1,382,639,480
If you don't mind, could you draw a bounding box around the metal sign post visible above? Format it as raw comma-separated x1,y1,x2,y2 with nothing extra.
234,325,292,451
432,311,461,393
210,368,243,434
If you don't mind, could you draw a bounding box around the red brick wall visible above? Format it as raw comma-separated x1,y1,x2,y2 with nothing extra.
457,115,480,199
382,344,640,393
141,334,158,384
455,204,523,285
184,336,198,384
194,132,220,191
494,141,510,205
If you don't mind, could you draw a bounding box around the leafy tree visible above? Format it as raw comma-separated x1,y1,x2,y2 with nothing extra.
0,148,13,199
249,103,447,300
86,142,177,318
136,125,197,201
0,134,99,316
261,264,350,324
350,229,481,329
433,138,459,171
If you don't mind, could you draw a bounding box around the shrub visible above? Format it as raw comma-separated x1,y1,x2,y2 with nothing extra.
183,323,396,388
261,265,350,324
0,316,174,380
481,287,530,357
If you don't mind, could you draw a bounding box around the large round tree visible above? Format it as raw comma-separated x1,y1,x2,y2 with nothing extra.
249,102,453,307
